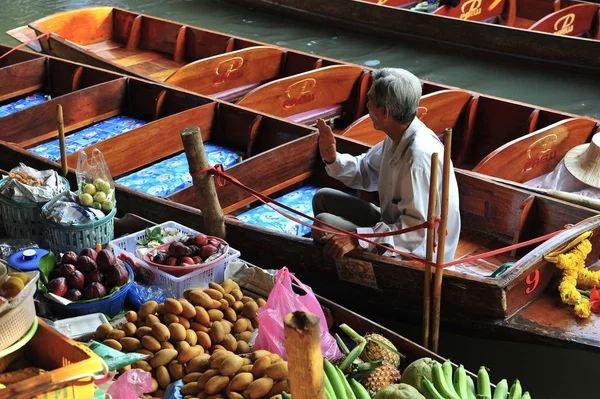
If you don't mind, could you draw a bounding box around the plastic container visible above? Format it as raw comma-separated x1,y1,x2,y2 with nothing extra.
41,205,116,256
0,318,108,399
0,271,39,351
143,237,230,277
52,313,109,340
46,264,133,318
109,221,241,296
0,176,70,241
7,248,50,271
0,316,38,359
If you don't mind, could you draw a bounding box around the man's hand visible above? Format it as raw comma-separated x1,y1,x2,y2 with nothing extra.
317,118,337,164
322,234,360,258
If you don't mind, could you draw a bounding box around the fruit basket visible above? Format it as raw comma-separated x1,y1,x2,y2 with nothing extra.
0,271,39,351
0,176,70,241
143,237,230,277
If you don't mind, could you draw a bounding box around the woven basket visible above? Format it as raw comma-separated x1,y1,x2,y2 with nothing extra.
41,207,116,256
0,272,39,351
0,177,70,241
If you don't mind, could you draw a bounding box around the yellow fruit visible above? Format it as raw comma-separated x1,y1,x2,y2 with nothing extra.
8,272,29,285
1,277,24,298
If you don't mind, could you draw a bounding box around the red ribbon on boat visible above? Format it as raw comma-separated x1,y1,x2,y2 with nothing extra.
0,32,50,61
190,164,567,268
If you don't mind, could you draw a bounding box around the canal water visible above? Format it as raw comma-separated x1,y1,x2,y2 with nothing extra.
1,0,597,397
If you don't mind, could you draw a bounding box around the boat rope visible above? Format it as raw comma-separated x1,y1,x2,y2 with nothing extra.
0,32,50,61
191,164,567,269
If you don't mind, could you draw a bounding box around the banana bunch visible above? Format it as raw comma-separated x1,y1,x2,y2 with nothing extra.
421,360,532,399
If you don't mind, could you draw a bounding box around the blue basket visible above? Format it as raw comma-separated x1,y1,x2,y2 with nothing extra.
0,176,70,241
47,264,133,318
41,204,116,257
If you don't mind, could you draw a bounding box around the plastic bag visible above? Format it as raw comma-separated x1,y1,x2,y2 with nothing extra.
106,369,153,399
254,267,342,360
76,148,116,215
126,281,173,310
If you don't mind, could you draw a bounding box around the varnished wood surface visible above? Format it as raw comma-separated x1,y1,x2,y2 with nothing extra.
528,3,599,38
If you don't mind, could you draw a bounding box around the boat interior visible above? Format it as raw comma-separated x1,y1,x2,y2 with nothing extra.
363,0,600,40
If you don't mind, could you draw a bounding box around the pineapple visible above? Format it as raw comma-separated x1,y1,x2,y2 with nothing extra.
361,363,401,393
360,333,401,368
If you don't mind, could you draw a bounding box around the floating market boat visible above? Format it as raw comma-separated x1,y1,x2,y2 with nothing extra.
0,45,599,352
227,0,600,73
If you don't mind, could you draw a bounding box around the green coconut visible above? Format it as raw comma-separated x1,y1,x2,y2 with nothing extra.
372,383,426,399
399,357,436,393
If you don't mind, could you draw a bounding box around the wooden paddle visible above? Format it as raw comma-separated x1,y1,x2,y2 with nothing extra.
423,152,439,349
56,104,68,177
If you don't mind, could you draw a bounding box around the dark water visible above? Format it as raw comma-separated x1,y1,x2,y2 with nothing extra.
1,1,597,397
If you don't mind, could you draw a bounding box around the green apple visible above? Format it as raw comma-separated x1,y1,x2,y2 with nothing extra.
83,183,96,195
93,191,107,203
91,201,102,210
80,193,94,206
101,200,114,212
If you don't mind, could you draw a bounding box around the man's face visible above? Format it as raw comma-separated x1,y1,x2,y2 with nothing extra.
367,87,386,131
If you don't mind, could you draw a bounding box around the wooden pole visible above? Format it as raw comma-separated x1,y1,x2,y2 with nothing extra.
180,126,226,238
432,128,452,353
57,105,68,177
284,311,326,399
423,152,439,349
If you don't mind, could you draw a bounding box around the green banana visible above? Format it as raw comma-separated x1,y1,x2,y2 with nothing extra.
521,392,531,399
323,366,336,399
492,379,508,399
422,376,446,399
336,366,357,399
477,367,492,399
324,359,348,399
443,360,461,398
282,392,292,399
508,380,522,399
432,362,461,399
467,375,477,399
349,378,370,399
454,365,469,399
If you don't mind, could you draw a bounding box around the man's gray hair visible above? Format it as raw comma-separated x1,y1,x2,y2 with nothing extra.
371,68,422,124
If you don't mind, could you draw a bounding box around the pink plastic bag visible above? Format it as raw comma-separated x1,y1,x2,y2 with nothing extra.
106,369,153,399
254,267,342,360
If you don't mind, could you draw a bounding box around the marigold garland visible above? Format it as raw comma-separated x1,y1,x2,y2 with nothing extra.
549,238,599,318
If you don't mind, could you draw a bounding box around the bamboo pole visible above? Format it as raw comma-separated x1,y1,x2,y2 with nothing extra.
57,105,68,177
423,152,439,349
432,128,452,353
180,126,226,238
284,311,326,399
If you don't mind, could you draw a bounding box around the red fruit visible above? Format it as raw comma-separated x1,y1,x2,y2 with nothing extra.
77,256,98,274
208,238,220,247
192,256,203,264
79,248,97,261
201,245,217,258
58,264,77,278
105,263,129,288
165,257,178,266
83,282,107,300
61,251,78,266
85,269,104,285
168,242,187,257
180,256,194,265
64,289,82,301
48,278,68,297
67,270,85,290
96,249,116,271
193,234,208,247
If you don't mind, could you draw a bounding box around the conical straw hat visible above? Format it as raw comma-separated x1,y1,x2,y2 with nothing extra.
564,133,600,189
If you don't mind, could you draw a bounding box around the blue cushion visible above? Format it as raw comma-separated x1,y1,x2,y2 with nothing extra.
0,93,49,118
236,186,320,237
115,143,242,197
29,115,146,161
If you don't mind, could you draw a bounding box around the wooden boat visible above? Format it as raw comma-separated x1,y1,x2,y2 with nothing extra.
227,0,600,73
1,45,600,353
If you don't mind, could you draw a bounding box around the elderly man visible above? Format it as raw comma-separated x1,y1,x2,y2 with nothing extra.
312,68,461,261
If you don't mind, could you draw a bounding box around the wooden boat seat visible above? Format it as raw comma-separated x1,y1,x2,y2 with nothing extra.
165,47,285,99
235,185,320,237
472,117,597,182
236,65,369,125
527,3,600,39
287,104,344,125
28,115,146,161
433,0,517,26
340,89,472,147
115,144,243,198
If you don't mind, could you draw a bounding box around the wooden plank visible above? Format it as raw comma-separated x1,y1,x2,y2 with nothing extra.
126,15,142,50
6,26,43,52
0,58,46,102
30,7,114,46
0,78,127,145
529,3,599,37
173,26,187,63
66,103,216,177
